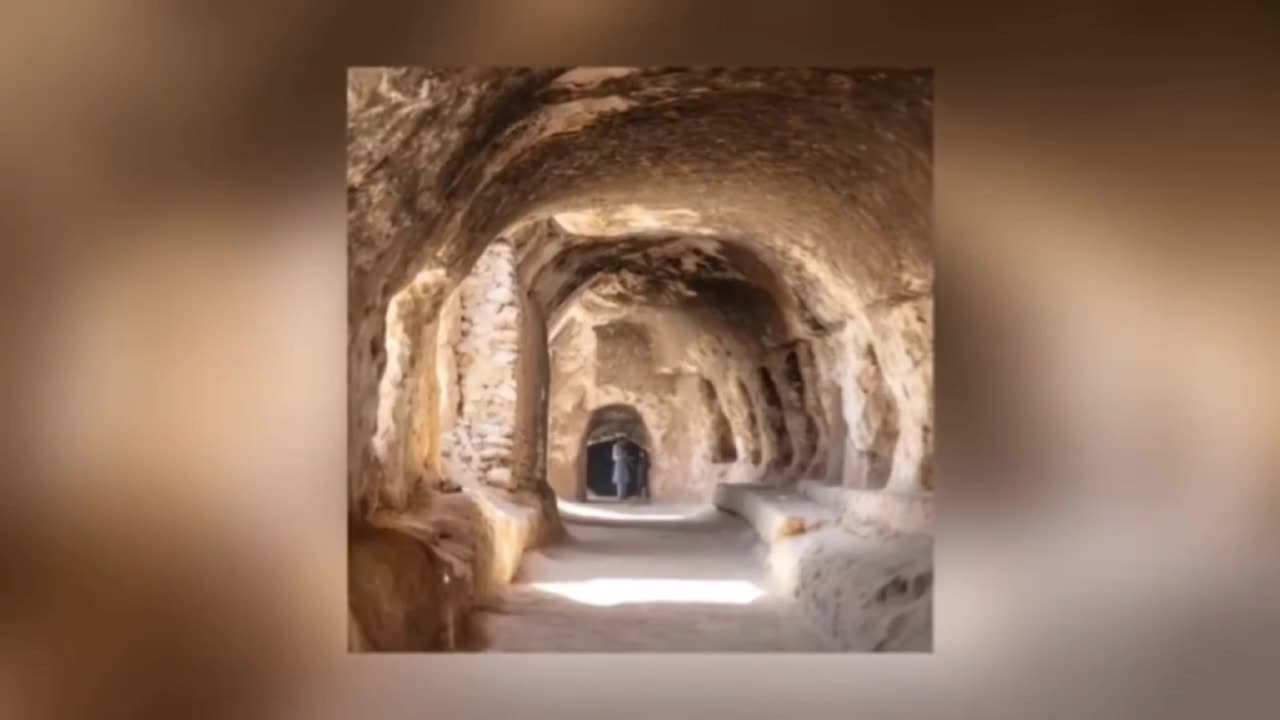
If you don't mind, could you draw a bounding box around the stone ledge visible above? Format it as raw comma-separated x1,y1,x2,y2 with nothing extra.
713,481,933,651
379,484,544,603
783,526,933,651
712,482,838,544
466,487,542,599
797,479,934,535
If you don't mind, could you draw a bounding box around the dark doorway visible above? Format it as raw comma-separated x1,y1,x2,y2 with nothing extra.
585,439,650,500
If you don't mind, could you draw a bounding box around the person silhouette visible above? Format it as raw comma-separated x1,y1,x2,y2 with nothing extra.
635,446,650,499
610,439,632,500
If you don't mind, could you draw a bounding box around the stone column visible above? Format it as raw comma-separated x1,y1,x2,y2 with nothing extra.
444,240,522,491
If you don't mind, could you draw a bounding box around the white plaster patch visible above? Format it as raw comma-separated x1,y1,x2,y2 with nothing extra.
551,205,712,237
551,67,640,90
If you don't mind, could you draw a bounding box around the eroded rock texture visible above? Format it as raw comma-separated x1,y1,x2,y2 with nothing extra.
442,240,522,492
347,67,934,651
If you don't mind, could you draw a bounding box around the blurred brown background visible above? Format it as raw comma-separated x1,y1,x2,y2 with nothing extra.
1,2,1277,719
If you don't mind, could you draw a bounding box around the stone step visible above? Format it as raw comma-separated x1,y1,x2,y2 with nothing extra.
712,482,838,543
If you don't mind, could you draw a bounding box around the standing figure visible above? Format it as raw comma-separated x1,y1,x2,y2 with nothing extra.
611,439,632,500
636,447,650,500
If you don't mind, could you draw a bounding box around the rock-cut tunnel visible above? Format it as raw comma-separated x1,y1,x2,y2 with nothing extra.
347,66,935,653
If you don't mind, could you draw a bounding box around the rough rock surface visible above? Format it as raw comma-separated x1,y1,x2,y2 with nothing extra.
713,482,932,651
348,523,458,651
442,240,522,492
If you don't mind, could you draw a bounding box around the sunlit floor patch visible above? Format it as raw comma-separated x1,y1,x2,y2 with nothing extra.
556,499,709,523
530,578,766,606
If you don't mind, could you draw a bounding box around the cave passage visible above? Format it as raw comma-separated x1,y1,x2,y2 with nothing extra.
348,67,935,653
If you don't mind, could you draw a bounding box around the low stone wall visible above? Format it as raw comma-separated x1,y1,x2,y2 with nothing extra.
466,489,543,597
712,482,838,542
789,527,933,651
350,481,546,652
713,482,933,651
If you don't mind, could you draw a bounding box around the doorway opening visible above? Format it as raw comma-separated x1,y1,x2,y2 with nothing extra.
578,404,654,502
585,438,651,501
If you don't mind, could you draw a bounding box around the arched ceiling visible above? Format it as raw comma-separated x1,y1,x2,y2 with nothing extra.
584,404,652,450
514,219,791,344
347,67,935,498
348,67,933,336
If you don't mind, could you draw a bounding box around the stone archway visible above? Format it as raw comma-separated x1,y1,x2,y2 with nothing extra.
575,404,653,502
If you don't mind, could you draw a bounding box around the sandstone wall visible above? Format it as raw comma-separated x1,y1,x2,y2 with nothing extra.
815,325,900,490
546,299,820,503
546,315,680,500
810,307,934,495
873,297,935,492
441,240,521,491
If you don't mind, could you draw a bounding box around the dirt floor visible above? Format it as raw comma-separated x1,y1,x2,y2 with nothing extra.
470,500,839,652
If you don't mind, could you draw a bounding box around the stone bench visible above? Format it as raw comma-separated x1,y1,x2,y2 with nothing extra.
712,482,839,543
713,481,933,651
797,479,935,535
